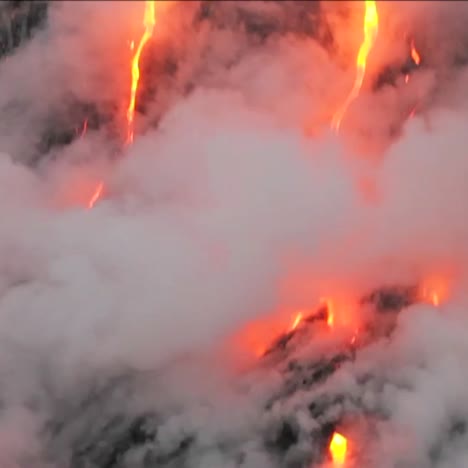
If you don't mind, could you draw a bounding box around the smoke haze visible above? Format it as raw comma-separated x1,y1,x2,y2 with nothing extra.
1,1,468,466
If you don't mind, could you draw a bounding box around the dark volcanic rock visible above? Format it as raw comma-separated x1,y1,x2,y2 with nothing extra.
0,1,48,58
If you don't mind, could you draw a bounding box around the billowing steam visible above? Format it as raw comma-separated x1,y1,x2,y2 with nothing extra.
0,1,468,467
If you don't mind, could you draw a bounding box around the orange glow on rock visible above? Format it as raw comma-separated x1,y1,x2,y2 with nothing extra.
320,297,335,328
420,276,451,307
233,314,294,358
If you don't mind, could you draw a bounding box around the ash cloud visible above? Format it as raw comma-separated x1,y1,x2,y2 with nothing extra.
0,1,468,467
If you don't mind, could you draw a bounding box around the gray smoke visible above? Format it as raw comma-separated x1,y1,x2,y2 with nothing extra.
0,1,468,467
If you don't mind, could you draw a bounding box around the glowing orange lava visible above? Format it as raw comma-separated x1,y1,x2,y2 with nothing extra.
290,312,304,331
126,1,156,144
320,297,335,328
331,0,379,131
86,1,156,210
421,280,448,307
329,431,348,465
405,39,421,87
410,39,421,66
405,39,422,120
88,181,104,209
420,277,450,307
78,117,104,210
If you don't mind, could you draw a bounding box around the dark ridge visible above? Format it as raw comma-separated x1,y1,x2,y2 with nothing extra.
196,1,323,46
263,304,330,357
428,419,468,466
150,436,195,466
361,285,417,314
31,99,110,166
0,1,48,58
273,421,298,452
71,415,156,468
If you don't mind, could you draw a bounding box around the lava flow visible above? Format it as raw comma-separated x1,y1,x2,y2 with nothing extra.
290,312,303,331
329,431,348,466
324,298,334,327
86,1,156,209
288,298,334,335
126,0,156,145
331,0,379,131
88,181,104,209
410,39,421,66
405,39,422,118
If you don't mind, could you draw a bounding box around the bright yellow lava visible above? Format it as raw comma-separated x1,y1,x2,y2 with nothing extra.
331,0,379,131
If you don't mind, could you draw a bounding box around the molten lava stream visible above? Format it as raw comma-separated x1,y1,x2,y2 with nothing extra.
331,0,378,132
88,182,104,209
126,0,156,145
290,312,303,331
86,1,156,210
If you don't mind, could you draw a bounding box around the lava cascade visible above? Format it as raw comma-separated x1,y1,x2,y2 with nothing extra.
87,1,156,209
331,0,379,131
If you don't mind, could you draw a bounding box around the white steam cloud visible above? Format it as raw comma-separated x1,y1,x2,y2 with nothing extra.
0,1,468,467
